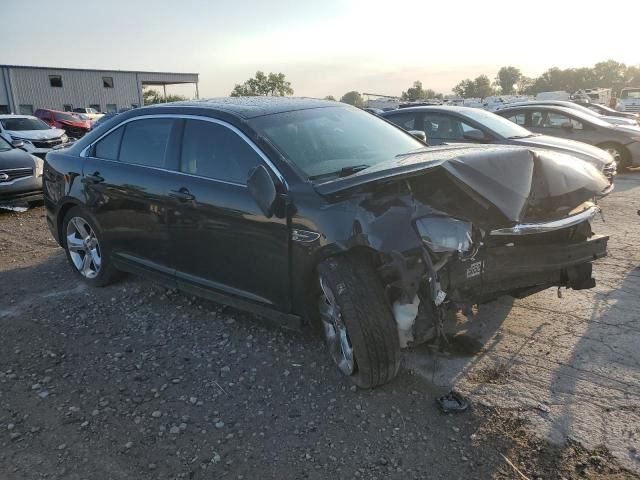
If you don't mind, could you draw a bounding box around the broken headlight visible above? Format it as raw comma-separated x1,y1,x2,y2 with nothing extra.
415,216,473,253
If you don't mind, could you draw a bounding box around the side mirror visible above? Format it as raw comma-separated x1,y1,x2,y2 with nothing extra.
560,122,573,131
247,164,277,218
462,129,487,142
11,139,25,149
408,130,427,142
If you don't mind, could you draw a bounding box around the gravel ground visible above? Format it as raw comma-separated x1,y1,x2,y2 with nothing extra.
1,175,639,479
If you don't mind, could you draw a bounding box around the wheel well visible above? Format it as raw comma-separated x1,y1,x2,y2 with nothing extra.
56,202,78,246
597,142,630,160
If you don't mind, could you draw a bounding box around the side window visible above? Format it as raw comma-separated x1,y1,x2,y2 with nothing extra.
506,112,526,126
94,126,124,160
541,112,583,130
119,119,174,168
530,111,543,127
423,114,465,140
385,113,416,130
180,120,262,184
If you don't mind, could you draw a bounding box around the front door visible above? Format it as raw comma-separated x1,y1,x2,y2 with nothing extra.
169,118,290,310
526,110,593,145
81,117,181,279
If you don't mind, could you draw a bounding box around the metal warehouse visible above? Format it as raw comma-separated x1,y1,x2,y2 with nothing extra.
0,65,199,115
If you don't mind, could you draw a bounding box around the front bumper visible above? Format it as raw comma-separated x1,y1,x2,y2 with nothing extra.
444,235,608,303
0,189,43,206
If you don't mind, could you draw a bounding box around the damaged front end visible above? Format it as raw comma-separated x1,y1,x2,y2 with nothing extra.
316,146,609,348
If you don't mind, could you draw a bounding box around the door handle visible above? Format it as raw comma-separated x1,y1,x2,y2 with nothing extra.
82,173,104,184
169,188,195,202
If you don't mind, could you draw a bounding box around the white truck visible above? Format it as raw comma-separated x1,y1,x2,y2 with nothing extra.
618,88,640,113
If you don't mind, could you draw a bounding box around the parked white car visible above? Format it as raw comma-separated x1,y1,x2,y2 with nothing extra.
72,107,104,121
0,115,69,159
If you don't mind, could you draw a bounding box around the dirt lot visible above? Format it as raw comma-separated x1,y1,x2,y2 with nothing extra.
1,173,639,480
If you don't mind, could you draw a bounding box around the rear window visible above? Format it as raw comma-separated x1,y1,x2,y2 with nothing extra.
119,119,174,168
94,126,124,160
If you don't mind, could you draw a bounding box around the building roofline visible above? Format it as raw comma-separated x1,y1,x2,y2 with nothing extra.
0,64,198,77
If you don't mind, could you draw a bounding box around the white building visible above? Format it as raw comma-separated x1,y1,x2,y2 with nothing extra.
0,64,199,115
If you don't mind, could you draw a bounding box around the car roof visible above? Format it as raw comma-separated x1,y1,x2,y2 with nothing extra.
0,114,38,119
497,104,584,114
148,97,343,119
383,105,478,115
37,108,71,114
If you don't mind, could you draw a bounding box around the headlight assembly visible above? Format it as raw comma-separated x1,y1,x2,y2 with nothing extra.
415,216,473,253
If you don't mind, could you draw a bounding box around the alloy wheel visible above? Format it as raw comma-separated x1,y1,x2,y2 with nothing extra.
66,217,102,279
319,276,355,376
604,147,623,168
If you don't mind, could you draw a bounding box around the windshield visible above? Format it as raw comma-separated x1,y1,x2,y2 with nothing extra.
459,108,533,138
621,89,640,100
54,112,81,122
248,106,425,180
1,117,51,131
0,135,11,151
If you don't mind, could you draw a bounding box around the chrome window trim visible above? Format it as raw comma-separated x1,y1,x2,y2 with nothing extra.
79,155,248,189
489,205,600,236
80,113,288,188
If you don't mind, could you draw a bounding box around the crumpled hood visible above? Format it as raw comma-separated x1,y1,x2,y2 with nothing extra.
315,145,609,227
512,134,613,167
7,128,65,141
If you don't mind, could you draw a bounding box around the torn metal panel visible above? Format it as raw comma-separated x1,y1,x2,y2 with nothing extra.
315,146,609,228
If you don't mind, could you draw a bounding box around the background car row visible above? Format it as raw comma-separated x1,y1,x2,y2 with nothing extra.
382,98,640,171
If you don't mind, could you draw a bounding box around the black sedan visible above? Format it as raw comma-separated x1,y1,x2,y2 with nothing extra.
381,105,617,183
44,98,609,387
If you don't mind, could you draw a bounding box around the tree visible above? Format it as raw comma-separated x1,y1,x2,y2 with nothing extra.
324,95,336,101
495,66,522,95
452,75,495,98
340,91,364,107
230,71,294,97
142,88,187,105
474,75,494,98
401,80,440,101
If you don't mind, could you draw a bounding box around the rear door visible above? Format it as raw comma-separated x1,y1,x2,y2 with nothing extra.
81,117,182,280
169,117,290,310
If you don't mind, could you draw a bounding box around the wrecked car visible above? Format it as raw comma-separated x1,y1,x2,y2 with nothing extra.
43,98,609,388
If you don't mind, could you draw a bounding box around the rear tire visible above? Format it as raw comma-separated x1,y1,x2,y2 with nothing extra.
317,253,401,388
598,142,629,170
62,206,120,287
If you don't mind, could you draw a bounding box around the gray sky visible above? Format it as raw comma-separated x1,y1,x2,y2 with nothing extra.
1,0,638,98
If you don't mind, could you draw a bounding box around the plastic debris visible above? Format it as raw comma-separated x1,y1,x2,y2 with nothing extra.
436,391,469,413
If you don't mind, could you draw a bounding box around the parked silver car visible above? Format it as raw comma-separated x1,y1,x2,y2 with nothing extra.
0,115,69,159
0,135,43,206
495,100,639,127
382,106,617,184
496,105,640,169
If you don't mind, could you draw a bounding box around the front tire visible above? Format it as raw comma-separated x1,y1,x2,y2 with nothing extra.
317,253,401,388
62,206,119,287
598,142,629,170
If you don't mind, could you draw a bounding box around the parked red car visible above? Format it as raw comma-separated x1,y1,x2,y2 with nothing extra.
34,109,91,139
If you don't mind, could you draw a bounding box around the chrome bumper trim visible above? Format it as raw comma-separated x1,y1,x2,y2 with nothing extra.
490,205,600,236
